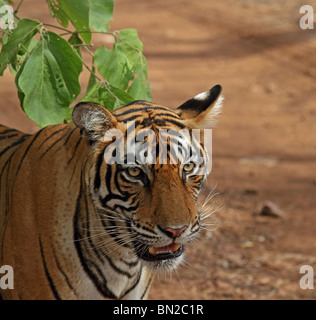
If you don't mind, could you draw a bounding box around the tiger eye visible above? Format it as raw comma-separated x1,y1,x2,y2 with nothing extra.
183,162,195,172
128,167,141,177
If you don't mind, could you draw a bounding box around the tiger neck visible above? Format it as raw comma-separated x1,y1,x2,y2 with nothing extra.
72,169,153,300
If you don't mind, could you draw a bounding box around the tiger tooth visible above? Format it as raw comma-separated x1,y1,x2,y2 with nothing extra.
148,247,157,255
172,243,181,252
148,243,181,256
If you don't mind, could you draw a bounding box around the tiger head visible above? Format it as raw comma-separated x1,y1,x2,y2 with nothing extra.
72,85,223,271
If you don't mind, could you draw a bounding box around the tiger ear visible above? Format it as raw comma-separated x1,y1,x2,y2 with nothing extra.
72,102,118,142
175,84,223,129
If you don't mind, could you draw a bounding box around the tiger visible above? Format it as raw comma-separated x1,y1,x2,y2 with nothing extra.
0,84,223,300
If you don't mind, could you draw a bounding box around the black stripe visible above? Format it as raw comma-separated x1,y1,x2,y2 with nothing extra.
105,164,113,194
38,237,61,300
0,135,29,159
0,133,19,141
118,114,141,123
114,171,124,194
122,119,140,127
15,128,45,176
163,119,185,129
100,212,120,239
0,129,18,135
191,219,200,232
115,106,172,118
84,191,106,264
121,269,142,298
52,247,79,298
55,127,77,152
94,150,105,190
120,258,139,268
74,193,117,299
67,136,82,166
116,100,151,111
87,259,117,299
114,170,131,195
0,155,12,254
112,203,140,213
152,112,180,119
133,231,157,240
69,153,83,183
104,254,135,278
37,126,68,150
119,113,182,127
40,130,71,159
99,213,134,249
120,174,140,187
101,193,130,208
141,272,154,300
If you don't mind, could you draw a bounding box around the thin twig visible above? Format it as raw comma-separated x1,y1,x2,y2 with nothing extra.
60,30,114,36
43,23,72,34
14,0,25,14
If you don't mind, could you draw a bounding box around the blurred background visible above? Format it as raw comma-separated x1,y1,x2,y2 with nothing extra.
1,0,316,299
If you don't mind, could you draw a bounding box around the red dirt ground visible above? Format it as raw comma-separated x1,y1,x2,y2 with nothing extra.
1,0,316,300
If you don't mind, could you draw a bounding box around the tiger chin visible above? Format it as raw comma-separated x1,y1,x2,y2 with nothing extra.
0,85,223,300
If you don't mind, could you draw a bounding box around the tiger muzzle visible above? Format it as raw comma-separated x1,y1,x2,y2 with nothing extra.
139,242,184,262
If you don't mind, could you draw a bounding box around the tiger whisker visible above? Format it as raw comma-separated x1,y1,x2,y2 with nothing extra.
199,184,218,208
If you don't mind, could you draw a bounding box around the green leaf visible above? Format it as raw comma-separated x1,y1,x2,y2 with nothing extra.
57,0,91,43
47,0,113,39
94,29,152,102
0,0,13,5
15,55,28,109
68,32,83,58
0,31,10,46
127,62,151,101
117,29,151,101
94,44,134,90
82,82,135,111
117,29,143,53
46,0,69,28
0,18,40,75
89,0,113,32
45,32,82,95
17,31,82,127
9,36,38,74
86,65,97,93
94,29,151,102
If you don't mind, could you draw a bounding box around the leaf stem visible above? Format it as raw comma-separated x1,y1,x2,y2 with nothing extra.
73,49,102,82
82,45,94,57
14,0,25,14
59,30,115,37
43,23,73,34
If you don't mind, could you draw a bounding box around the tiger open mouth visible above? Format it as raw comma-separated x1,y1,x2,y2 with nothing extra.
138,243,184,261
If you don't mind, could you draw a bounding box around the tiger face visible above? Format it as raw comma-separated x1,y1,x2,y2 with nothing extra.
72,85,223,272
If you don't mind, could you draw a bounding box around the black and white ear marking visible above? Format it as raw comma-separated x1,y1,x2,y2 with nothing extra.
176,85,224,129
72,102,118,142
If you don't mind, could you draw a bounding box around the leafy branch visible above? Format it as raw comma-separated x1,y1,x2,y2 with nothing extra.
0,0,152,127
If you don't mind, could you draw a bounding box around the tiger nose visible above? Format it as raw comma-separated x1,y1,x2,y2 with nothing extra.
159,225,188,238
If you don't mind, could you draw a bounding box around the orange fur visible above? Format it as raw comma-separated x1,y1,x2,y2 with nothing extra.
0,85,222,300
